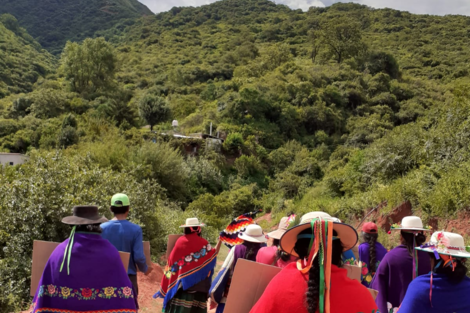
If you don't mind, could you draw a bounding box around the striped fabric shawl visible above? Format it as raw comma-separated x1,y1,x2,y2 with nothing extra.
154,233,217,310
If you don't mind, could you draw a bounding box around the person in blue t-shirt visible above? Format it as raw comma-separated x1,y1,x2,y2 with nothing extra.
101,193,151,298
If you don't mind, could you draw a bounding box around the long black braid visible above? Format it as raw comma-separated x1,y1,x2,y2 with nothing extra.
401,231,426,256
294,229,343,313
363,232,378,274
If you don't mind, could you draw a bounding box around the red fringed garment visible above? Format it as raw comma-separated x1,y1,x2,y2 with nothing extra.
250,262,378,313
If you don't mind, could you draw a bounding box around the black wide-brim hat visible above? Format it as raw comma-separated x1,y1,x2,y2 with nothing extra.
61,205,108,225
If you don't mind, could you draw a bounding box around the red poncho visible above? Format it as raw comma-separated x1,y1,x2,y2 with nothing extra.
155,233,217,309
250,262,378,313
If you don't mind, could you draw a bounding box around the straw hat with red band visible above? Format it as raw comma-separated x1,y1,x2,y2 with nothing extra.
280,217,358,258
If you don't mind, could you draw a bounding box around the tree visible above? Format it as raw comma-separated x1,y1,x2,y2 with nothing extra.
60,38,117,95
320,18,364,64
138,93,170,131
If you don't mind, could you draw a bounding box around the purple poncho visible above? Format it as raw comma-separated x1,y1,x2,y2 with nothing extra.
358,242,388,287
32,233,137,313
399,273,470,313
370,244,431,313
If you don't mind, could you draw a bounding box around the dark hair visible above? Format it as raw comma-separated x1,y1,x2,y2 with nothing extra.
273,239,290,262
363,232,378,273
294,229,343,313
75,224,102,233
428,253,468,284
401,231,426,256
243,241,263,261
110,205,129,215
184,227,201,236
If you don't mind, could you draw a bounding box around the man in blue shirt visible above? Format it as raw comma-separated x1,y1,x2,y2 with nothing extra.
101,193,151,298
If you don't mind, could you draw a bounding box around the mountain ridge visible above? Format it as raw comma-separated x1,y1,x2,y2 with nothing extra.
0,0,153,54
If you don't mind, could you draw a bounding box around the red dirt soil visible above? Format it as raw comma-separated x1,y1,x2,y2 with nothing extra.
138,263,164,311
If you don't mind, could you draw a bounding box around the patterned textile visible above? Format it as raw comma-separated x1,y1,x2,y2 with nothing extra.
359,242,388,287
219,210,262,248
155,233,217,310
165,289,207,313
31,233,137,313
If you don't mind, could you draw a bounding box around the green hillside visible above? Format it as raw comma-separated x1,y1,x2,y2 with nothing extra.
2,1,470,310
0,14,54,98
0,0,153,54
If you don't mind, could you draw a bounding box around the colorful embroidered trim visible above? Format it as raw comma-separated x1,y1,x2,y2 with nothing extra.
164,244,213,278
37,285,134,300
170,298,207,309
34,309,136,313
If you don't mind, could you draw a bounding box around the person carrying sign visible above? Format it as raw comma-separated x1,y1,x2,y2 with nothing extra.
250,217,377,313
31,206,137,313
154,218,218,313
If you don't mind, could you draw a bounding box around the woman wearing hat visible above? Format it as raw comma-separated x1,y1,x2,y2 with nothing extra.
256,216,297,268
370,216,431,313
251,218,377,313
155,218,217,313
210,224,267,313
359,222,388,287
399,231,470,312
31,206,137,313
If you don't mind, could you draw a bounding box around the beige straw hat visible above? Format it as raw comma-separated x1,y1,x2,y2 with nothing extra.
238,224,268,243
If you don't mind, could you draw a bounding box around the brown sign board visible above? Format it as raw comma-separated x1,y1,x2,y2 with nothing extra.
224,259,282,313
137,241,152,272
166,234,183,260
368,288,379,300
30,240,130,296
343,264,361,282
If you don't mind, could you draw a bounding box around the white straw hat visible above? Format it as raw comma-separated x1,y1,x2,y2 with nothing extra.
267,217,291,240
179,218,206,228
391,216,431,231
238,224,267,243
416,231,470,258
300,212,340,224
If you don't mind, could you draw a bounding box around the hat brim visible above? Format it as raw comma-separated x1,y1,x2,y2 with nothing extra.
267,229,286,240
392,227,431,231
280,221,358,258
179,224,206,228
238,233,268,243
61,216,108,225
415,247,470,258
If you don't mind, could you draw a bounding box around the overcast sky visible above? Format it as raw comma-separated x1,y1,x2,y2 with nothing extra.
139,0,470,16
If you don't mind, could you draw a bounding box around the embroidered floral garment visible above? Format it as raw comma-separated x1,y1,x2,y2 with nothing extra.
32,233,137,313
155,233,217,310
358,242,388,287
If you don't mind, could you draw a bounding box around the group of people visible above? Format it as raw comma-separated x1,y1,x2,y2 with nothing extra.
31,197,470,313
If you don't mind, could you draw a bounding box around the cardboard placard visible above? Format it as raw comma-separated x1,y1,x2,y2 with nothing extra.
343,264,361,282
166,234,183,260
30,240,130,296
224,259,282,313
138,241,152,272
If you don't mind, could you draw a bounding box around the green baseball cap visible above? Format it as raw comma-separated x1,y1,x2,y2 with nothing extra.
111,193,130,207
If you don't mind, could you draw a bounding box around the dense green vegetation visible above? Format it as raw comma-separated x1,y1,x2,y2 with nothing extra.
0,0,152,54
2,0,470,310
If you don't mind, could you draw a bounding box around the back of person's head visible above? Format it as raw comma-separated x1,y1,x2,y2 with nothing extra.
273,239,290,262
110,205,129,215
110,193,130,215
429,253,468,284
401,230,426,255
294,229,343,313
184,226,201,236
75,224,102,233
242,240,263,261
